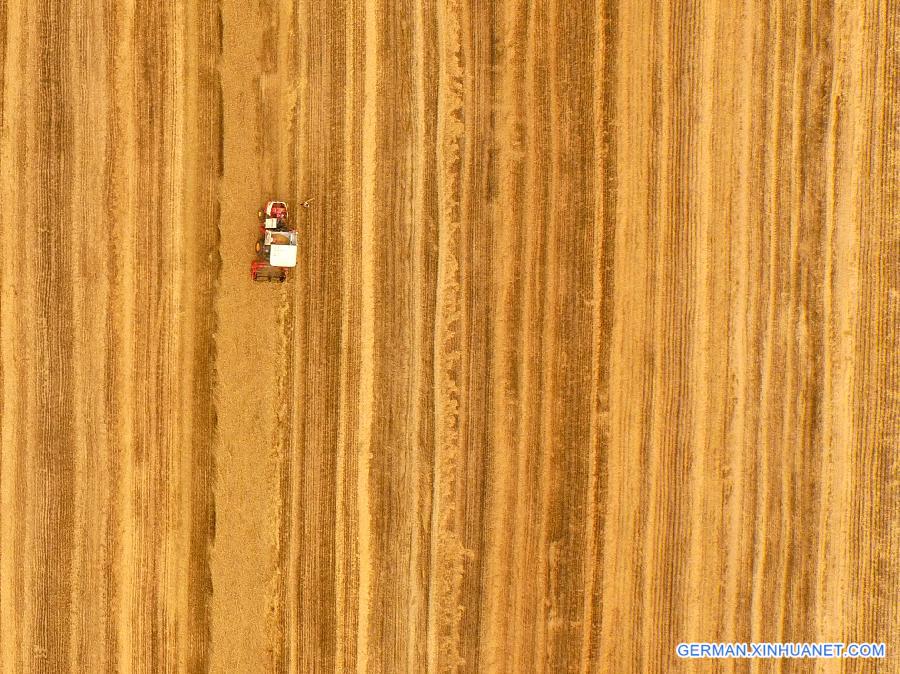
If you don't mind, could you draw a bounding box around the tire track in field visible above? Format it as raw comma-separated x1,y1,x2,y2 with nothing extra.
334,2,365,670
32,2,76,669
579,0,618,665
268,0,300,662
68,2,116,667
0,2,22,669
179,0,221,669
132,2,176,666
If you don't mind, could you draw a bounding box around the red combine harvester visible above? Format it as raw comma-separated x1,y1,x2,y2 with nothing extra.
251,200,298,282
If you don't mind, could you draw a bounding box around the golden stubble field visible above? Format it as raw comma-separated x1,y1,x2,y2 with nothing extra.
0,0,897,671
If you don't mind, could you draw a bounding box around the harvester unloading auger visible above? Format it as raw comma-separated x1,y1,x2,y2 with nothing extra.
251,200,298,282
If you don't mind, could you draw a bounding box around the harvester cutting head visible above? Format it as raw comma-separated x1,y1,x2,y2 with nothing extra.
260,200,289,231
252,200,297,283
264,201,288,219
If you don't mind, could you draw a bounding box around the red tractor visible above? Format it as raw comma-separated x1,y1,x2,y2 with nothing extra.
251,200,298,282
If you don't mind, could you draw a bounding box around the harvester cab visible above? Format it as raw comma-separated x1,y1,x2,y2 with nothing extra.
251,200,298,283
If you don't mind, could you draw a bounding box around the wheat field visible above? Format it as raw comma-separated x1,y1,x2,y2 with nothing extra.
0,0,897,671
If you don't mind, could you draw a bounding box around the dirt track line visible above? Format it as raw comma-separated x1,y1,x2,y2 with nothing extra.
506,5,537,668
283,31,300,674
109,0,138,667
534,0,561,665
814,1,850,642
408,8,427,670
580,0,617,667
335,2,363,670
172,1,189,667
34,2,77,669
174,0,220,667
426,0,467,670
478,2,522,666
67,2,109,667
852,0,898,642
720,0,756,642
356,0,378,666
597,1,654,665
274,0,300,666
406,0,437,669
747,0,782,642
0,0,23,669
